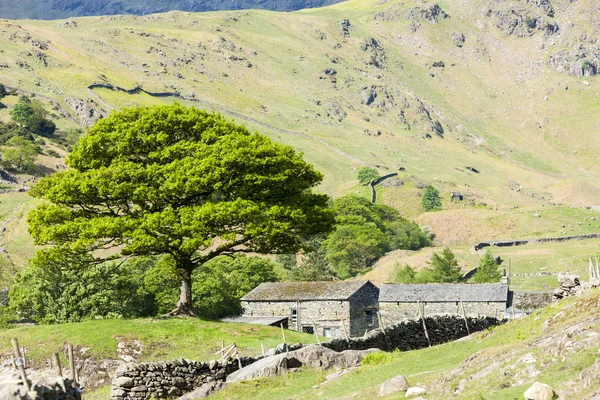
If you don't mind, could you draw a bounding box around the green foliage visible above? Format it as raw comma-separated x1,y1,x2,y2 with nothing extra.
9,96,34,126
357,166,380,185
472,250,502,283
325,196,430,278
326,223,387,279
361,349,400,366
0,136,38,172
193,255,279,319
27,104,334,313
278,235,333,281
394,263,417,283
422,247,464,283
8,248,157,324
8,96,55,137
422,184,441,211
0,121,34,145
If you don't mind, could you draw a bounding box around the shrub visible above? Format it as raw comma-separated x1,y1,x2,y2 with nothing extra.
422,184,441,211
357,166,380,185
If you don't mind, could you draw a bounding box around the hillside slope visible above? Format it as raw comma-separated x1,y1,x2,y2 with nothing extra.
1,0,599,279
0,0,345,20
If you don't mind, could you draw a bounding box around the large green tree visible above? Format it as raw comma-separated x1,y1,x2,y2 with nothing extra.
422,247,464,283
27,104,334,315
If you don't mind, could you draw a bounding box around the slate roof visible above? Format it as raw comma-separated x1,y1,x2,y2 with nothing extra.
241,281,376,301
379,283,508,303
221,316,289,326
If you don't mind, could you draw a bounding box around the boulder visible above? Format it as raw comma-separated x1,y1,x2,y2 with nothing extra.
286,345,377,370
178,381,226,400
406,387,426,397
524,382,554,400
379,375,410,397
226,354,288,383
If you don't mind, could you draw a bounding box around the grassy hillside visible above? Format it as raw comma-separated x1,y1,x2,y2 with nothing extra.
212,289,600,399
0,0,599,288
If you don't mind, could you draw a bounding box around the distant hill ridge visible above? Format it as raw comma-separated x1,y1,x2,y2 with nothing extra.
0,0,344,20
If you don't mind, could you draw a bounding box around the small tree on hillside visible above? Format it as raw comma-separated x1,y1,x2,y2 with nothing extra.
9,96,34,126
424,247,463,283
27,104,335,316
422,184,441,211
1,136,38,171
357,166,380,185
395,263,417,283
472,250,502,283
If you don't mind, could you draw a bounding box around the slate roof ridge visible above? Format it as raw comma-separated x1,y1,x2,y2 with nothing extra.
241,280,377,301
379,282,508,303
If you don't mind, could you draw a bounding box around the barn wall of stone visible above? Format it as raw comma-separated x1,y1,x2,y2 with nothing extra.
379,301,506,324
241,300,352,338
348,283,380,336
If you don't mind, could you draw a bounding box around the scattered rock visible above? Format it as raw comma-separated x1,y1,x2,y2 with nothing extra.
406,386,426,397
179,381,226,399
379,375,410,397
452,32,465,47
524,382,555,400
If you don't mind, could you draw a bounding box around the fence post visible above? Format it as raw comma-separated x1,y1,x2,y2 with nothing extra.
377,311,386,335
460,300,470,335
340,319,350,341
52,353,62,376
280,323,287,352
416,301,431,347
67,343,77,386
312,322,321,345
11,338,30,391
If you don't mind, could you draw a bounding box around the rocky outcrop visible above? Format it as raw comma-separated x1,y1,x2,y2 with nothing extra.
64,97,105,127
553,274,581,300
549,49,599,77
286,345,378,370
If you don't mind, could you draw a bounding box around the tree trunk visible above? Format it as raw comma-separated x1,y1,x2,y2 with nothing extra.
167,265,196,317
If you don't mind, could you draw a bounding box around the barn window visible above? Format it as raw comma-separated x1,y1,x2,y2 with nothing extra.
302,326,314,334
323,328,332,338
365,310,375,327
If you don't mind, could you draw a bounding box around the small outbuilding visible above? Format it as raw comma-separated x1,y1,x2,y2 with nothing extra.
240,281,380,339
379,282,509,323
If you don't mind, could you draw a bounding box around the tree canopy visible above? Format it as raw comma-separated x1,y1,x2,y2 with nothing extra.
27,104,334,315
472,250,502,283
325,195,430,278
357,166,380,185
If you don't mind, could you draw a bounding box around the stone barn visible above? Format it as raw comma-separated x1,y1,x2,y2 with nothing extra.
379,282,509,324
239,281,380,339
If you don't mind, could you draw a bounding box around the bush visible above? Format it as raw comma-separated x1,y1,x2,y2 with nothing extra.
395,264,417,283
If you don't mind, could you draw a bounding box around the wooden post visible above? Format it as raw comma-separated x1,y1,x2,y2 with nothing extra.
416,302,431,347
377,311,386,335
312,322,321,345
280,323,287,348
460,300,470,335
340,319,350,341
68,343,77,385
261,342,265,356
21,347,26,369
221,340,225,355
52,353,62,376
235,349,242,370
11,339,30,391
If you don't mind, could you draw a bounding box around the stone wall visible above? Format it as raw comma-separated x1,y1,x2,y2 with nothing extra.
109,357,258,400
510,291,553,312
241,300,352,338
323,316,499,352
379,301,506,324
473,233,600,252
348,283,380,336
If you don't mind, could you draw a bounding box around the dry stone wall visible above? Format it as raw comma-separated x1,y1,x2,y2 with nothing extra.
323,316,499,352
109,357,258,400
